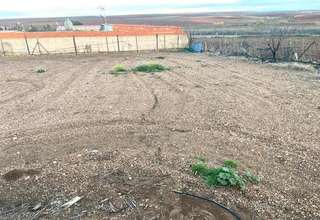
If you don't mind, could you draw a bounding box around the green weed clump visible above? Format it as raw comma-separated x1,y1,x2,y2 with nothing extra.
36,68,46,74
110,64,127,75
191,159,260,190
133,63,169,73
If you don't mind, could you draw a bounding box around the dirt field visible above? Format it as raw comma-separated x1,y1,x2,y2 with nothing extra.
0,52,319,220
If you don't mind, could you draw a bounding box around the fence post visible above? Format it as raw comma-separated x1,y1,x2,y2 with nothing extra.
37,39,41,54
0,39,5,56
164,35,166,49
177,35,180,49
156,34,159,51
188,33,192,48
116,35,120,52
72,36,78,55
106,36,109,53
135,36,139,53
24,36,30,55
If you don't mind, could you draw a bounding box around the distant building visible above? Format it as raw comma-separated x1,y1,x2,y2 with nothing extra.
100,24,113,32
64,18,74,31
56,25,101,31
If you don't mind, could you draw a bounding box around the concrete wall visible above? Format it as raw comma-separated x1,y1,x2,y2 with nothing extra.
0,34,189,56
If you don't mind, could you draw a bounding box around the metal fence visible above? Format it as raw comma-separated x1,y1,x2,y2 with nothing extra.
192,36,320,63
0,33,187,56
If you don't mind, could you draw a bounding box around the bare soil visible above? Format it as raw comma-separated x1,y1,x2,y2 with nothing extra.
0,52,319,220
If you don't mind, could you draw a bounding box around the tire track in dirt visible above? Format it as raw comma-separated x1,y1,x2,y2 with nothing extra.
165,59,213,88
131,74,160,120
126,72,193,127
152,74,189,122
180,55,285,98
167,54,274,90
48,64,94,101
7,62,104,122
0,78,45,105
167,56,320,160
151,89,159,111
71,57,132,117
196,59,287,115
0,118,158,150
165,58,252,109
168,56,279,112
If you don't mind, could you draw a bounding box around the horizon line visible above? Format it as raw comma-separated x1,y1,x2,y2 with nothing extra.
1,9,320,20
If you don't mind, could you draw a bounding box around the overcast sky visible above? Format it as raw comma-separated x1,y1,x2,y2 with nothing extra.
0,0,319,18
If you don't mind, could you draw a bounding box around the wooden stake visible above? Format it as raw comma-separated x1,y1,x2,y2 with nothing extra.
0,39,5,56
156,34,159,51
135,36,139,53
116,35,120,52
73,36,78,55
37,39,41,54
106,36,109,53
31,41,38,55
24,36,31,55
38,41,49,54
177,35,180,49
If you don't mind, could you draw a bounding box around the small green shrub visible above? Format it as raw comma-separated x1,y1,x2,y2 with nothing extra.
36,68,46,74
110,64,127,75
155,56,165,60
191,160,260,190
133,63,169,73
243,170,261,184
223,160,238,169
195,155,206,163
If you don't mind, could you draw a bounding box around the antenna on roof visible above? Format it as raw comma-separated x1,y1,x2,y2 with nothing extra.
98,6,107,24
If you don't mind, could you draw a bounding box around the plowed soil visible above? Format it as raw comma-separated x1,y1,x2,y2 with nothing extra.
0,52,319,220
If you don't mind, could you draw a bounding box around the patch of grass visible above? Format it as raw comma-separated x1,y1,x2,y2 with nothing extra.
36,68,46,74
191,159,260,190
243,170,261,184
155,56,166,60
223,160,238,169
110,64,127,75
183,48,194,53
133,63,169,73
195,155,206,163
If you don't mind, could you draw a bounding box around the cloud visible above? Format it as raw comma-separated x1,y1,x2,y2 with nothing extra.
0,0,240,18
1,0,319,18
1,0,239,12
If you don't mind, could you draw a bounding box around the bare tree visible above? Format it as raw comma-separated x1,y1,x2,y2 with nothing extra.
266,37,282,62
264,28,290,62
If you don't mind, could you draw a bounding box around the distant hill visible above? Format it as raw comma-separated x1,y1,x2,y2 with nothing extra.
1,11,320,35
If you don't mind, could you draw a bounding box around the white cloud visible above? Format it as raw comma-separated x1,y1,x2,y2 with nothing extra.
0,0,240,18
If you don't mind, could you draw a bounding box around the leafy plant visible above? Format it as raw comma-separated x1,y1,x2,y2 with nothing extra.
243,170,261,184
133,63,169,73
36,68,46,74
223,160,238,169
155,56,166,60
195,155,206,163
191,159,260,190
110,64,127,75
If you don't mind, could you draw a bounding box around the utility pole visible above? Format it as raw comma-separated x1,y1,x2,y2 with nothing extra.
98,6,107,24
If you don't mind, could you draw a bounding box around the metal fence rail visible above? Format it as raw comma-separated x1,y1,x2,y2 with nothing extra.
193,36,320,63
0,34,187,56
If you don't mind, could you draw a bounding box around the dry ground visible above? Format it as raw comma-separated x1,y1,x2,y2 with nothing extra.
0,52,319,220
